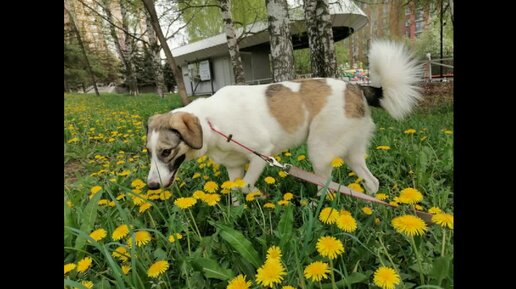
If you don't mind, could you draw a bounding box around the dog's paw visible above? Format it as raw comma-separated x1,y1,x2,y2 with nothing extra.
364,177,380,194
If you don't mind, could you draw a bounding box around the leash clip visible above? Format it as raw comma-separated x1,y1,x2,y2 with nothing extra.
266,156,287,170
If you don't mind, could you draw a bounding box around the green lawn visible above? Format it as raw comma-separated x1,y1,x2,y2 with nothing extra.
65,92,453,289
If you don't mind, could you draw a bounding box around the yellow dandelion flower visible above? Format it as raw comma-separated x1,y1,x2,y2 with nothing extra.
283,192,294,201
174,197,197,209
264,176,276,184
398,188,423,204
66,200,74,208
197,155,208,163
300,199,309,206
282,286,296,289
76,281,93,289
98,199,109,206
375,193,388,201
246,191,262,202
139,202,152,213
347,183,364,193
121,265,131,275
284,151,292,156
233,178,247,188
227,274,252,289
297,155,306,161
112,246,129,262
89,186,102,199
319,207,339,224
168,233,183,243
331,157,345,168
192,190,206,199
304,261,330,282
89,228,107,241
373,266,401,289
118,170,131,176
204,181,219,193
348,172,356,177
376,145,391,151
404,128,416,134
277,200,289,206
116,194,126,200
64,263,76,274
202,193,221,206
278,171,288,178
432,213,454,229
336,214,357,233
266,246,282,260
221,188,231,195
255,258,286,287
443,130,453,135
392,215,428,237
389,201,399,207
160,191,172,200
134,231,152,247
415,204,424,211
221,181,234,189
264,202,276,209
316,236,344,260
147,260,169,278
112,224,129,241
362,207,373,215
325,191,336,201
428,207,442,214
76,257,93,273
420,136,427,141
132,194,147,206
375,218,381,225
192,172,201,179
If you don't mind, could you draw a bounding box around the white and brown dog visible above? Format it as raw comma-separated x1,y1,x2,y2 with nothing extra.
145,40,422,195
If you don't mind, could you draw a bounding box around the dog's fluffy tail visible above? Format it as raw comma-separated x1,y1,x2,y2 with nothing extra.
366,40,423,120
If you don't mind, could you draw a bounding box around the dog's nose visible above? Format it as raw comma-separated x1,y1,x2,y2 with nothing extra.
148,182,161,190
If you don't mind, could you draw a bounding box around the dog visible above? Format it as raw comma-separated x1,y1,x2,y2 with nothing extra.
145,40,422,195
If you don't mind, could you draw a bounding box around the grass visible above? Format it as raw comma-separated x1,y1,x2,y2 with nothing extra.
64,92,453,289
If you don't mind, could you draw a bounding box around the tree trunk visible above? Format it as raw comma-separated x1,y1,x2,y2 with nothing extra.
389,0,402,39
145,16,166,98
120,0,139,95
219,0,246,84
64,3,100,96
142,0,190,106
449,0,454,25
266,0,295,82
304,0,336,78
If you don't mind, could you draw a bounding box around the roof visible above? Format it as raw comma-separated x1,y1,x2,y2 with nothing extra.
171,0,368,65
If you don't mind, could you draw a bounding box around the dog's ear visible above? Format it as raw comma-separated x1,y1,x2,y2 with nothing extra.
146,114,161,133
168,112,203,149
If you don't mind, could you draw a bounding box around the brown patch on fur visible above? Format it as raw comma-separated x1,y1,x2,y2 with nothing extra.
344,84,366,118
266,79,330,133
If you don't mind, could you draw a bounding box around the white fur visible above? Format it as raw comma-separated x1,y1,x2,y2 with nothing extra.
147,131,173,186
368,40,423,120
159,42,420,194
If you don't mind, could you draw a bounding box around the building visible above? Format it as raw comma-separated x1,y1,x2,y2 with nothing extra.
169,0,368,96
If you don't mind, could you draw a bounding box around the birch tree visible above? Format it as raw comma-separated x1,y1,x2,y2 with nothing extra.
266,0,294,82
220,0,246,84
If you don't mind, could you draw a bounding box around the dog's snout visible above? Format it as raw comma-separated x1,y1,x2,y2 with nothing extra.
148,182,161,190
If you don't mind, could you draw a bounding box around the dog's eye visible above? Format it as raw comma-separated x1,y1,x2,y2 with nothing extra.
162,149,172,157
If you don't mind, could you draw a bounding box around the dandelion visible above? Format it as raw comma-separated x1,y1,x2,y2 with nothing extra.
277,200,289,206
283,192,294,201
76,281,93,289
255,258,286,287
373,266,401,289
233,178,247,188
118,170,131,176
204,181,219,193
121,265,131,275
331,157,344,168
112,246,129,262
297,155,306,161
300,199,309,206
264,202,276,209
266,246,282,260
192,190,206,199
375,193,388,201
76,257,93,273
415,205,424,211
404,128,416,134
389,201,399,207
174,197,197,209
278,171,288,178
432,213,454,229
376,145,391,151
264,176,276,184
89,228,107,241
139,202,152,213
319,207,339,224
112,224,129,240
362,207,373,215
227,274,252,289
134,231,152,247
192,172,201,179
98,199,109,205
347,183,364,193
168,233,183,243
428,207,442,214
201,193,221,206
64,263,76,274
348,172,356,177
398,188,423,204
221,181,234,189
89,186,102,199
66,200,73,208
147,260,169,278
392,215,427,237
304,261,330,282
326,191,336,200
316,236,344,259
282,286,296,289
159,190,172,200
443,130,453,135
336,214,357,233
375,218,381,225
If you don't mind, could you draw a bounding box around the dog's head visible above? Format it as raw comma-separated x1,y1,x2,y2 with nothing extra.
145,111,203,189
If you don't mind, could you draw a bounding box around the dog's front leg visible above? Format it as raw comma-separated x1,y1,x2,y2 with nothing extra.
242,156,268,194
226,166,244,182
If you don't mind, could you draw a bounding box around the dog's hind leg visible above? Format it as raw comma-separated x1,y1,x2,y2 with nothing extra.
344,148,379,194
308,142,335,196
